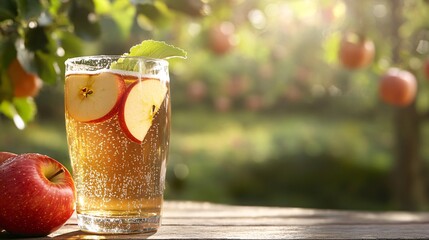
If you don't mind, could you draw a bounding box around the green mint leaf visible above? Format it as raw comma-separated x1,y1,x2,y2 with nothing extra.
128,40,187,59
110,40,187,71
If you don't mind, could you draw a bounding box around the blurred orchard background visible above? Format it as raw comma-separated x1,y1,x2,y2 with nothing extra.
2,0,429,211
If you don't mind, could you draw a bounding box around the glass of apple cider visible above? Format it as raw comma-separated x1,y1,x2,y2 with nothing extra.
64,56,170,234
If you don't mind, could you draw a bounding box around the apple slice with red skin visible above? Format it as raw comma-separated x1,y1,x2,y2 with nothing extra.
65,72,125,123
0,153,76,237
119,79,168,143
0,152,17,165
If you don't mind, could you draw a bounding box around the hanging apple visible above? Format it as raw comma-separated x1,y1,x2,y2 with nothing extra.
208,22,234,55
214,96,231,112
245,94,264,111
186,80,207,102
379,68,417,107
338,32,375,69
7,59,43,98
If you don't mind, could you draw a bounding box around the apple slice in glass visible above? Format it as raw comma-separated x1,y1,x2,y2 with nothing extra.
119,79,168,143
65,72,125,123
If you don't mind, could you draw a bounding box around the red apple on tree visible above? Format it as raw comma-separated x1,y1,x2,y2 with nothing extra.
379,68,417,107
187,80,207,102
208,22,235,55
214,96,231,112
7,58,43,98
338,32,375,69
225,75,250,97
0,153,76,237
245,94,264,111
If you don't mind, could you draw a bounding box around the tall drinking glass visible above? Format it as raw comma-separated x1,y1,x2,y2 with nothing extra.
64,56,170,234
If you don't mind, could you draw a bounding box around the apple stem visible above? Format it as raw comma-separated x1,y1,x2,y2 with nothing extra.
48,168,65,181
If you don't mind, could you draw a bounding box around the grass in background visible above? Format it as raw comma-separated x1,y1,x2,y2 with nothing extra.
0,109,397,210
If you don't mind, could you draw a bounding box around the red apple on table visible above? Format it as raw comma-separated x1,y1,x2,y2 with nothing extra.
379,68,417,107
0,153,76,237
0,152,17,165
0,152,17,232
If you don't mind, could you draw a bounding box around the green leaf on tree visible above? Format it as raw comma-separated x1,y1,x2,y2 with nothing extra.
136,1,172,29
110,0,136,39
0,37,16,71
15,39,38,74
69,0,101,41
24,26,49,52
0,0,18,21
0,98,36,130
164,0,208,18
322,31,340,65
57,30,83,57
13,97,36,122
16,0,43,20
36,51,60,84
0,70,13,102
93,0,111,14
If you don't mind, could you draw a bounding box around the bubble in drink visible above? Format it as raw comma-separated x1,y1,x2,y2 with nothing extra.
65,66,170,233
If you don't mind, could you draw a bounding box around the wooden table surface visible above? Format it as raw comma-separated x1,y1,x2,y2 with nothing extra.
2,201,429,239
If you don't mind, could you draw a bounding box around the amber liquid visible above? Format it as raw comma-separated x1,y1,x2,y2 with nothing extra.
65,71,170,233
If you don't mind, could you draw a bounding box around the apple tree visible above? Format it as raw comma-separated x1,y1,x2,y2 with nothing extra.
0,0,207,129
337,0,429,210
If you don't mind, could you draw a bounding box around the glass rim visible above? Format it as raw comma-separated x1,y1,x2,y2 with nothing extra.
65,55,169,66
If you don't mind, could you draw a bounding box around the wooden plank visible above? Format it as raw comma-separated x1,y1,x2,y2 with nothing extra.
43,224,429,239
2,201,429,239
156,224,429,239
162,201,429,225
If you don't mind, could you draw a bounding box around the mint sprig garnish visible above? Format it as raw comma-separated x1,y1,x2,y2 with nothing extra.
110,40,187,71
128,40,187,59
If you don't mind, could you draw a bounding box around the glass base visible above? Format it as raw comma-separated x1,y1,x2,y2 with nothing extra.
77,214,160,234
